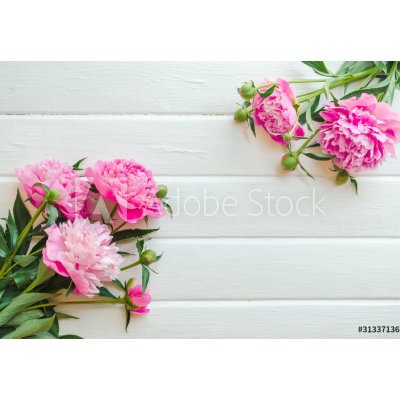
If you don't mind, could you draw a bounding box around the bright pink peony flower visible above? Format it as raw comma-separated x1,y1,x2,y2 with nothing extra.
128,285,152,314
43,218,122,298
319,94,400,171
16,159,90,220
253,78,304,145
86,159,164,224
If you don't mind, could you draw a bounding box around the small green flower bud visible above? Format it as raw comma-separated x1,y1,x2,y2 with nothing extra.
126,277,135,290
336,171,350,185
156,185,168,199
140,249,157,265
283,131,293,142
281,154,298,171
45,189,61,203
234,108,248,122
239,83,256,100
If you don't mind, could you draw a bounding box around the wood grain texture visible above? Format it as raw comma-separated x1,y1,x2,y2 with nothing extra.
58,301,400,338
0,115,399,177
119,238,400,300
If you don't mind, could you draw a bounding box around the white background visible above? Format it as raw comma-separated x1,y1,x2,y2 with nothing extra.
0,61,399,338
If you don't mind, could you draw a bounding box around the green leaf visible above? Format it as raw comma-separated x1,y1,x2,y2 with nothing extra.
6,212,18,251
3,316,55,339
32,182,50,192
11,264,38,289
23,259,55,293
303,152,335,161
257,85,275,99
298,161,315,180
350,177,358,195
247,116,256,137
13,254,39,268
125,306,131,332
98,286,117,299
112,279,125,290
59,334,83,339
55,312,79,320
5,309,44,327
112,228,159,243
302,61,332,76
0,292,53,327
66,281,76,297
72,157,87,171
141,265,150,295
163,201,173,217
136,239,144,255
31,332,57,339
306,142,321,149
0,232,9,258
373,61,387,72
336,61,357,75
13,190,32,254
44,204,59,228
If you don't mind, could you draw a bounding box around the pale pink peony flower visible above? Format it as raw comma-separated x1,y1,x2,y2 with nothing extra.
128,285,152,314
319,93,400,171
253,78,304,145
16,159,90,220
43,218,122,298
86,159,164,224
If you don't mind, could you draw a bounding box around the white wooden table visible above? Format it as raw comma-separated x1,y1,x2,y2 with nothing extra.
0,62,399,338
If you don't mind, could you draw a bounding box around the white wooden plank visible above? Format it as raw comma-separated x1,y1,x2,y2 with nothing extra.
58,300,400,338
119,238,400,300
0,61,345,114
0,177,399,238
1,115,399,177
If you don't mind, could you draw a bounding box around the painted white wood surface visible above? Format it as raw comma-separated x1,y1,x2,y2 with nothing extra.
0,62,399,338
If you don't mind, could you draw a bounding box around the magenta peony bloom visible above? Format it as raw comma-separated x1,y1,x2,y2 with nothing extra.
253,78,304,145
16,159,90,220
319,94,400,171
128,285,152,314
43,218,122,298
86,159,164,224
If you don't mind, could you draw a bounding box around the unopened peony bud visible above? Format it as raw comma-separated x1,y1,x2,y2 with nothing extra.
140,249,157,265
156,185,168,199
281,154,298,171
336,171,350,185
283,131,293,142
126,277,135,290
234,108,248,122
45,189,61,203
239,83,256,100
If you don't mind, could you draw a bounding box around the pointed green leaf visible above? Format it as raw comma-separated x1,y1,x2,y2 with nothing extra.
0,292,53,327
3,316,55,339
141,265,150,295
303,152,335,161
44,204,58,228
112,228,159,243
72,157,87,171
5,309,44,327
59,334,83,339
136,239,144,255
98,286,117,299
13,190,32,254
23,259,55,293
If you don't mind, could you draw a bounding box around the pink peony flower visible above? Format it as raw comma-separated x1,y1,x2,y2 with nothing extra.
16,159,90,220
319,94,400,171
43,218,122,298
128,285,152,314
253,78,304,145
86,159,164,224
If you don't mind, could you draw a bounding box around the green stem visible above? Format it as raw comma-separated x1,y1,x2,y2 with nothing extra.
26,298,124,311
0,200,47,277
297,67,380,103
295,130,320,157
120,260,141,271
110,204,118,219
288,79,327,84
3,247,44,276
114,221,127,232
